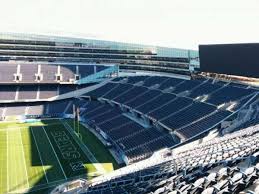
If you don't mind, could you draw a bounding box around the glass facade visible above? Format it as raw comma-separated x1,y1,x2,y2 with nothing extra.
0,32,199,59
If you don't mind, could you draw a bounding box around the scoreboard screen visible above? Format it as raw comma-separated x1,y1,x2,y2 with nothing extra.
199,43,259,78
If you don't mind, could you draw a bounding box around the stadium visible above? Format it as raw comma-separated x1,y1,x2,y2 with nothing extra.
0,32,258,194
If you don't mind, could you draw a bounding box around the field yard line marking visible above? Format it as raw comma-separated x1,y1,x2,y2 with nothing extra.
0,126,28,132
19,127,30,189
61,120,106,174
41,126,67,180
6,130,9,193
30,127,49,183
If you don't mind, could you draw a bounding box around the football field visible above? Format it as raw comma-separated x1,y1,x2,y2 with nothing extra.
0,119,117,194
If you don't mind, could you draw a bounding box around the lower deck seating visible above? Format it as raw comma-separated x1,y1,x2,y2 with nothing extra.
47,100,71,115
18,85,38,99
0,86,17,100
39,85,58,99
77,100,178,163
5,105,26,116
148,97,192,120
84,124,259,194
27,103,45,115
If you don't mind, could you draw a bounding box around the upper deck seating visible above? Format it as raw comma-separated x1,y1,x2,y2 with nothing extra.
206,86,255,105
41,64,58,83
0,63,17,82
20,63,38,82
60,65,77,82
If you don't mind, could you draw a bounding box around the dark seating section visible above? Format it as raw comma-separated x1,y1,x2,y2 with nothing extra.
125,89,161,108
125,134,176,162
79,65,94,78
47,100,71,115
207,86,255,105
18,85,38,99
88,76,257,110
59,85,78,94
158,77,184,90
137,93,176,114
0,85,17,100
103,84,133,100
0,85,84,101
113,86,148,104
84,82,118,98
142,76,169,87
83,105,177,162
97,115,132,132
112,77,126,82
172,80,202,94
161,102,216,130
126,76,149,84
75,100,177,162
108,122,145,141
60,65,76,82
89,109,121,124
84,125,259,194
81,75,257,143
96,65,109,72
176,110,231,139
188,82,222,98
82,104,114,119
149,97,192,120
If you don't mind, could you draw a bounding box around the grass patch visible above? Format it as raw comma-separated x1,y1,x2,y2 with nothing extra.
0,119,102,194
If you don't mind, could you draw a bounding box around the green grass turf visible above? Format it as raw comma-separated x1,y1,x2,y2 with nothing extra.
66,120,120,170
0,130,7,193
0,119,116,194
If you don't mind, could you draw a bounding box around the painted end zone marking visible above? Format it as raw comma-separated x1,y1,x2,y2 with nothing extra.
41,126,67,180
61,120,106,174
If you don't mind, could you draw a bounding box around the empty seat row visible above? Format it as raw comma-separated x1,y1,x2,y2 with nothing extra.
0,63,109,83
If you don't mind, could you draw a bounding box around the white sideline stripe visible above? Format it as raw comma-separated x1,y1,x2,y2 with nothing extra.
30,127,49,183
18,128,30,189
0,126,28,131
61,120,106,174
0,122,60,132
41,126,67,180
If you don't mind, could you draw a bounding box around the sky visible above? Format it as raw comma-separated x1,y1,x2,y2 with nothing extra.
0,0,259,50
